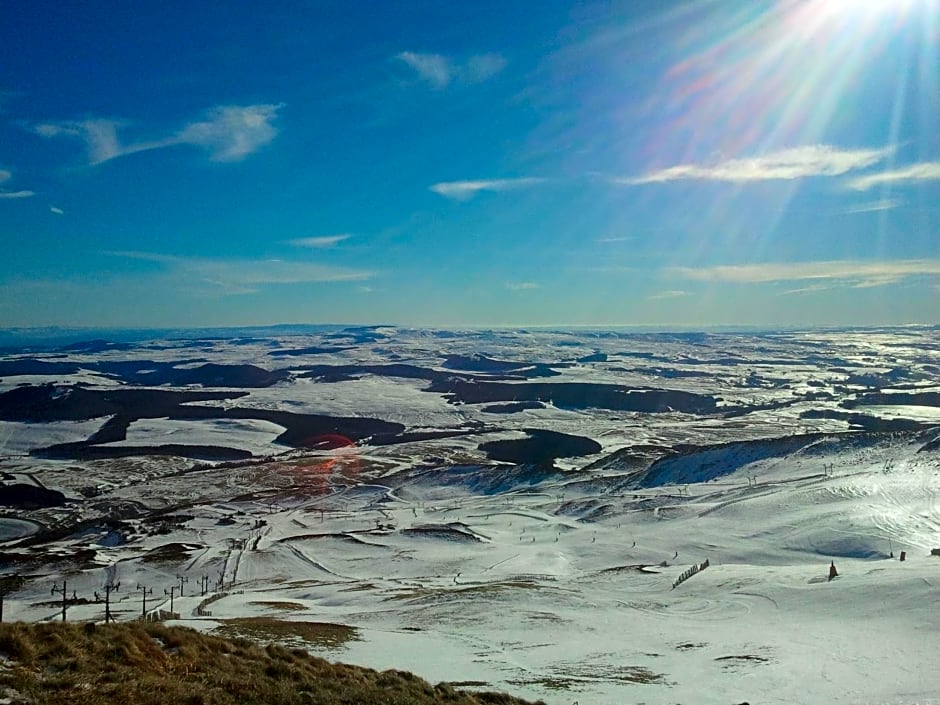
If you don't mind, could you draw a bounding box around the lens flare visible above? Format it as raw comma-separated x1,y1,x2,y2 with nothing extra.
631,0,938,266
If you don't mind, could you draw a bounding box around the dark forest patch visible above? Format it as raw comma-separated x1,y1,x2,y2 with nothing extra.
429,380,717,414
480,430,601,464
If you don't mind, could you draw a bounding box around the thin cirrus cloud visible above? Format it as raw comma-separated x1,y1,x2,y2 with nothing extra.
288,234,351,248
396,51,506,89
106,251,373,295
624,145,892,184
838,198,902,215
668,259,940,290
34,119,129,165
846,162,940,191
0,168,35,199
430,178,546,200
50,206,64,215
33,104,283,165
648,289,688,300
506,282,539,291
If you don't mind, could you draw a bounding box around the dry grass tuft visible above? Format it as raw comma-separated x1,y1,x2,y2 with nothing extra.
213,617,357,649
0,621,543,705
248,601,307,612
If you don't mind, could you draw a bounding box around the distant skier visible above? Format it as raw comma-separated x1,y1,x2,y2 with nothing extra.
828,561,838,581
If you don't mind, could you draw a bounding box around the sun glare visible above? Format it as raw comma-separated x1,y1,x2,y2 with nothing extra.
632,0,939,272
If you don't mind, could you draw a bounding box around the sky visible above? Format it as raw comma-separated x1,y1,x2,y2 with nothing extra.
1,0,938,329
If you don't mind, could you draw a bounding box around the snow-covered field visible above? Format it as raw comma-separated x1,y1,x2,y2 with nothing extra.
1,326,939,704
107,417,288,456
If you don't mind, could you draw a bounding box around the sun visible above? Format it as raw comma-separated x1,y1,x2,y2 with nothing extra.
811,0,932,25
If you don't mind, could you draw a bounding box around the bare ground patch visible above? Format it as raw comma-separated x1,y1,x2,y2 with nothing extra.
214,617,359,649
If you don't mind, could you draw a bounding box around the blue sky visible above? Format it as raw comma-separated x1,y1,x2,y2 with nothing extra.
1,0,938,328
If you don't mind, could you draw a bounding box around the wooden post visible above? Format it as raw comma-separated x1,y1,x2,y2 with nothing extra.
136,584,153,619
0,575,24,623
102,581,119,624
165,586,177,614
51,580,77,622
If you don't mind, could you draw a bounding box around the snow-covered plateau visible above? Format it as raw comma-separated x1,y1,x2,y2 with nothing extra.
0,325,938,705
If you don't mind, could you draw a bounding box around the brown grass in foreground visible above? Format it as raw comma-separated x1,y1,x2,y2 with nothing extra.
0,622,542,705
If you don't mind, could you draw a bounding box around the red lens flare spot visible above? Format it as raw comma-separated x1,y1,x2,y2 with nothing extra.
300,434,356,450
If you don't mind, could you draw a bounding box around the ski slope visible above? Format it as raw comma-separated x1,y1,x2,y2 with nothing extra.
4,429,939,705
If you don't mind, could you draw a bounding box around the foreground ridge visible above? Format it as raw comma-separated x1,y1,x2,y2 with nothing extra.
0,622,543,705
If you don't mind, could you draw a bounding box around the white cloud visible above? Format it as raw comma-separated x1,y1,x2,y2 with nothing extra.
506,282,539,291
669,259,940,287
846,162,940,191
839,198,902,214
851,276,903,289
626,145,891,184
648,289,688,300
396,51,506,89
33,119,139,165
781,283,834,295
397,52,452,89
0,169,35,199
460,53,508,83
430,177,546,200
106,251,373,295
289,234,351,248
50,206,64,215
34,104,283,165
175,104,283,162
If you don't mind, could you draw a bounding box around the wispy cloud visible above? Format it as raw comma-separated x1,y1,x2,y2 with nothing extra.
506,282,539,291
626,145,891,184
396,52,451,89
461,53,508,83
669,259,940,288
846,162,940,191
648,289,688,300
430,177,546,200
838,198,902,214
34,104,283,165
175,104,283,162
0,169,35,199
595,236,635,243
781,283,834,296
288,234,351,248
34,119,133,164
50,206,64,215
106,251,373,295
396,52,506,89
